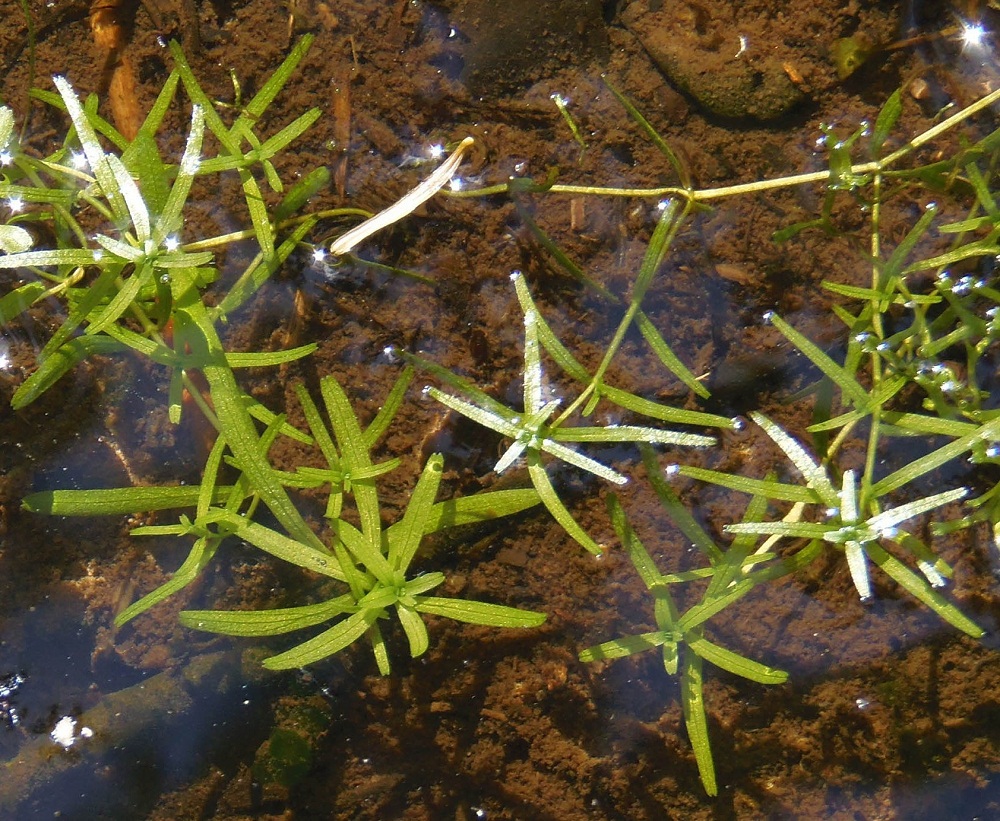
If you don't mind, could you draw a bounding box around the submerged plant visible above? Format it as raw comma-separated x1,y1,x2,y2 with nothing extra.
26,370,546,670
6,30,1000,803
580,451,789,796
411,269,726,554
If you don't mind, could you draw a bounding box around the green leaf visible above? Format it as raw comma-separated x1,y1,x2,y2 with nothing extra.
642,447,724,565
766,313,870,407
423,487,541,531
263,609,380,670
599,385,735,429
396,605,430,657
676,465,819,503
687,635,788,684
606,493,663,588
321,375,391,579
210,510,345,581
751,411,839,506
871,88,903,157
116,536,219,626
579,630,670,662
178,300,322,550
182,594,356,636
389,454,444,572
0,247,101,268
0,106,13,149
12,335,124,409
363,366,413,448
0,281,44,321
52,76,124,224
226,344,318,368
866,542,983,637
153,104,204,245
415,597,546,627
635,309,710,398
680,654,717,796
22,484,235,516
106,153,150,241
527,451,603,554
872,416,1000,495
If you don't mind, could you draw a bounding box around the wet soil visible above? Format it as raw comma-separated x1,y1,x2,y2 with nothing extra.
2,0,1000,818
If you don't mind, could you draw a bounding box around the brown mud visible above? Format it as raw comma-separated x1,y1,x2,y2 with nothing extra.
2,0,1000,818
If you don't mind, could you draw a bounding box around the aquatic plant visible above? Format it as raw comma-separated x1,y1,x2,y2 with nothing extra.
5,32,1000,800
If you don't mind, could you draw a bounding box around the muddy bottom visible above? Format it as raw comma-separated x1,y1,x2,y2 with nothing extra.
2,0,1000,819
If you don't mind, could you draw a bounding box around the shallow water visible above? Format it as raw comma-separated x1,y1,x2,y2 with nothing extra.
2,0,1000,818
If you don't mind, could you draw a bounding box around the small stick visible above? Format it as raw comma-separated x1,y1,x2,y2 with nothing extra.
331,66,352,199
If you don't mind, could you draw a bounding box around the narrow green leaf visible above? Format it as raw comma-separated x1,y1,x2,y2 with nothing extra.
212,510,344,580
416,596,546,627
12,335,124,409
22,484,235,515
321,375,387,569
178,300,321,550
390,454,444,573
52,76,123,223
767,313,870,407
0,248,101,268
226,344,317,368
239,34,314,124
106,153,150,241
255,109,321,161
635,309,710,398
751,411,839,506
579,630,671,661
263,609,379,670
273,165,331,224
0,281,44,321
872,416,1000,495
363,366,413,448
866,542,983,637
867,486,968,532
528,451,603,554
424,487,541,531
724,521,834,540
181,594,356,636
687,635,788,684
871,88,903,157
642,446,724,565
116,536,218,626
606,493,662,588
680,654,717,796
678,580,755,632
85,260,155,334
396,605,430,657
676,465,818,503
600,385,735,429
153,104,204,245
539,437,627,484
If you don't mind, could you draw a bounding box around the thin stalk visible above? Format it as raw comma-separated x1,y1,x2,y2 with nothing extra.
553,198,690,425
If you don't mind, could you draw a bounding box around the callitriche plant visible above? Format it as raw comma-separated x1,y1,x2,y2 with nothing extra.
5,32,1000,796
